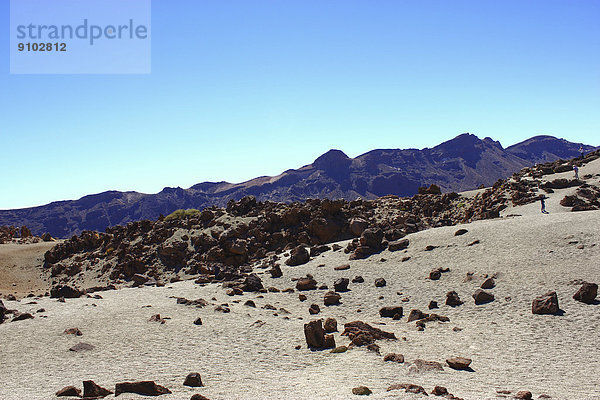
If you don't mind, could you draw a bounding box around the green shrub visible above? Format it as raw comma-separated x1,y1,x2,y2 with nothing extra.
165,208,201,221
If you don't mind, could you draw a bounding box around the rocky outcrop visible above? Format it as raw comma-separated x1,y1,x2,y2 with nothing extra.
83,380,112,398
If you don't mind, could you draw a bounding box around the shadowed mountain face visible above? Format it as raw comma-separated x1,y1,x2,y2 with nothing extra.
1,134,596,238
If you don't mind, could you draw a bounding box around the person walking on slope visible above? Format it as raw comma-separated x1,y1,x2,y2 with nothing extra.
573,165,579,180
579,146,585,159
539,195,549,214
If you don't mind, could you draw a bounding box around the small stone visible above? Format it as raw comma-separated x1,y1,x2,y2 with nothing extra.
298,294,307,302
352,276,364,283
454,229,468,236
309,304,321,315
481,277,496,289
573,282,597,304
183,372,204,387
64,328,83,336
352,386,372,396
330,345,348,353
69,343,95,352
446,356,472,370
193,317,203,325
431,386,448,396
374,278,386,287
383,353,404,363
334,264,350,271
472,289,495,305
324,291,341,306
428,301,438,309
515,391,533,400
324,317,337,333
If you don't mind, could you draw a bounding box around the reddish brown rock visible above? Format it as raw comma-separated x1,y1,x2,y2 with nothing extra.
296,277,317,291
286,246,310,266
446,356,472,370
446,291,463,307
431,386,448,396
388,238,409,251
324,317,338,333
114,381,171,396
481,277,495,289
383,353,404,363
183,373,203,387
515,390,533,400
56,386,82,397
387,383,428,395
379,306,403,318
374,278,386,287
472,289,495,305
64,328,83,336
83,380,112,398
309,304,320,314
304,319,335,349
190,395,210,400
324,291,341,306
573,282,597,304
532,292,560,315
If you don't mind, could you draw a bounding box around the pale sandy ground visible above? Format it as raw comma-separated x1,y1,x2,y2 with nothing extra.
0,241,55,297
1,161,599,400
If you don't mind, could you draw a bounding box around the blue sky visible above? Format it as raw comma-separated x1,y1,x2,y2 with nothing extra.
1,0,599,209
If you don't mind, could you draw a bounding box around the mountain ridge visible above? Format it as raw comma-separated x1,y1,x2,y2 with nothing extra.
1,133,596,238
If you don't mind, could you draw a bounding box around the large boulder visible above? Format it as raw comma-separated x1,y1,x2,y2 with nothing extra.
114,381,171,396
360,228,384,249
286,246,310,266
573,282,598,304
532,291,560,315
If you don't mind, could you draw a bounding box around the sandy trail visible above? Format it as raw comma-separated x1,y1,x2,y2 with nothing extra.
1,208,599,400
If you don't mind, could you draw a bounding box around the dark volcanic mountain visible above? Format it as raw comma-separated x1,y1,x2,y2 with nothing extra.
1,134,596,238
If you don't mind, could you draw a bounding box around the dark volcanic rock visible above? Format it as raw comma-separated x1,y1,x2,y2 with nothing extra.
286,246,310,266
532,291,560,315
50,285,83,299
374,278,387,287
242,274,264,292
333,278,349,292
304,319,335,349
379,306,403,318
183,373,204,387
56,385,82,397
446,356,472,370
323,291,341,306
388,238,409,251
383,353,405,363
446,291,463,307
324,317,338,333
83,380,112,398
296,277,317,291
114,381,171,396
454,229,468,236
573,282,598,304
480,277,495,289
472,289,495,305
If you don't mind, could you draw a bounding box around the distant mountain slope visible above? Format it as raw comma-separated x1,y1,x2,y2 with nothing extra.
1,133,596,238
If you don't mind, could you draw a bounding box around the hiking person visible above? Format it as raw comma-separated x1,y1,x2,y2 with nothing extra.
539,195,549,214
579,146,584,159
573,165,579,180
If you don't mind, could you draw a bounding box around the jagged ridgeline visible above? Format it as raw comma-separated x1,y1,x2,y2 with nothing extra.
0,134,596,238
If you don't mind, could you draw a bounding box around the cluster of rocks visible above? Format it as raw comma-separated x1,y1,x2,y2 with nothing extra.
43,191,487,291
0,299,34,324
532,282,597,315
0,225,52,244
56,373,205,398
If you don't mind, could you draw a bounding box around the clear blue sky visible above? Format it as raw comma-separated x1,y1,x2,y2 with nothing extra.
1,0,599,209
